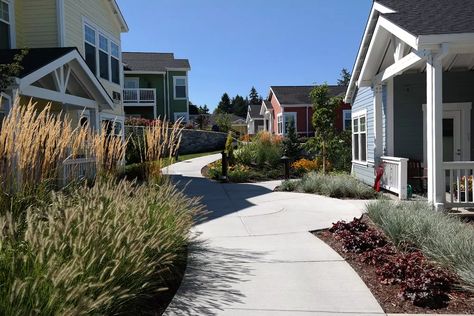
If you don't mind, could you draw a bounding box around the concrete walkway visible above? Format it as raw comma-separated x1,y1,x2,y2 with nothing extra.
164,154,384,316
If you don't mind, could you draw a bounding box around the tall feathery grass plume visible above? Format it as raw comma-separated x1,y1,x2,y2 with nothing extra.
131,118,183,182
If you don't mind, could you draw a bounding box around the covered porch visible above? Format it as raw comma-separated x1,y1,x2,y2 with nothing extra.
355,18,474,209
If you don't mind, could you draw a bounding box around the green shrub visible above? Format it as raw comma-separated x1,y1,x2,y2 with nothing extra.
228,164,252,183
0,179,202,315
366,200,474,292
225,131,234,163
280,180,298,192
283,172,378,199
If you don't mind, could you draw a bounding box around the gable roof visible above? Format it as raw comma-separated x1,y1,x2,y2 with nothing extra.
248,104,263,119
123,52,191,72
271,85,347,105
377,0,474,36
0,48,76,78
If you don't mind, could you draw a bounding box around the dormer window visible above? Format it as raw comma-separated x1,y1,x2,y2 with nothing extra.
0,0,11,49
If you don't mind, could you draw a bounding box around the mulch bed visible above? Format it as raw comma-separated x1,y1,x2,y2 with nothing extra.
314,216,474,314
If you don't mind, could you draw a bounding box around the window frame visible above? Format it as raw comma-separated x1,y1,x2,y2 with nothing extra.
83,18,122,87
173,76,188,100
343,109,352,131
352,110,367,164
283,112,297,136
277,113,283,135
0,0,15,49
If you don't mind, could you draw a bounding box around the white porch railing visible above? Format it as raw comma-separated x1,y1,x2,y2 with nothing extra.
381,156,408,200
443,162,474,208
61,157,97,186
123,88,156,105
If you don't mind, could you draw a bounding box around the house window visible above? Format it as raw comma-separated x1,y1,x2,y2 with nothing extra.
343,110,352,130
173,77,187,99
353,112,367,162
111,42,120,84
0,0,10,49
283,112,297,135
84,24,97,74
277,114,283,134
84,21,121,85
98,34,109,80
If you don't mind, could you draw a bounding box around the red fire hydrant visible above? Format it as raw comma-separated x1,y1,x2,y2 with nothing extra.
374,163,384,192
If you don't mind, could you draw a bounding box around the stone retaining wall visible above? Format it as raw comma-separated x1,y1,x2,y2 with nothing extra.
125,126,227,155
179,129,227,154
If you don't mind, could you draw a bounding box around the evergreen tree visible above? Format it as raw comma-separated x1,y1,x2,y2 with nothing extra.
232,95,248,117
282,121,300,159
249,86,262,105
199,104,210,114
217,93,232,113
337,68,351,86
188,101,199,115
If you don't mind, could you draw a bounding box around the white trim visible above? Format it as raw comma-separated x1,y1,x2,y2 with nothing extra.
279,103,312,108
352,109,368,164
56,0,65,46
373,1,396,14
277,113,283,135
166,67,191,72
378,16,418,49
18,50,114,109
423,102,472,166
21,85,97,108
375,51,427,83
173,76,187,100
386,78,394,156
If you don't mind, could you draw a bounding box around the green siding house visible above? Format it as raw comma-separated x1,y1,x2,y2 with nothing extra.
122,52,191,122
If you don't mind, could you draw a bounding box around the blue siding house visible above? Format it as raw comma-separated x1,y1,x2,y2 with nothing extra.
345,0,474,210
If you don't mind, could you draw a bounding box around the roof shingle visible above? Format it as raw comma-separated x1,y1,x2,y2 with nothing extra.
123,52,191,72
377,0,474,36
271,85,347,105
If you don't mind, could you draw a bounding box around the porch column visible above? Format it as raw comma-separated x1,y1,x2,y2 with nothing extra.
426,53,444,209
89,108,100,133
373,84,384,162
264,116,268,131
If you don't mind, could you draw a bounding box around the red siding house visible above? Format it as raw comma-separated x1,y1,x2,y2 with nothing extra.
260,86,351,136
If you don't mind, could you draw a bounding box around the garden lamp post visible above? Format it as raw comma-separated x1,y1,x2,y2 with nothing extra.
281,155,290,180
221,151,228,182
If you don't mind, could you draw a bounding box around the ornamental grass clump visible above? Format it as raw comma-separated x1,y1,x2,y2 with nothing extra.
281,172,378,199
0,179,202,315
367,200,474,292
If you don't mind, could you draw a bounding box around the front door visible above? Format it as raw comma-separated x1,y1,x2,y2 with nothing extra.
443,110,462,162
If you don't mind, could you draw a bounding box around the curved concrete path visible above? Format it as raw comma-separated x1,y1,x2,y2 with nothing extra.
164,154,384,316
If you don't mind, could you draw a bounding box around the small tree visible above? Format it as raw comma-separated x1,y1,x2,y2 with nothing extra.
225,131,235,164
215,113,232,133
337,68,351,86
310,84,340,174
0,49,28,93
282,120,300,159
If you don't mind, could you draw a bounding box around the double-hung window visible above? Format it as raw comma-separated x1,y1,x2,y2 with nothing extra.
277,115,283,134
84,24,97,74
173,77,187,99
84,22,121,85
111,42,120,84
352,111,367,162
0,0,11,49
343,110,352,130
98,34,109,80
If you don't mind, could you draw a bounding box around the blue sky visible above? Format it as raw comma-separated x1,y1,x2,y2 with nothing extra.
117,0,372,110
